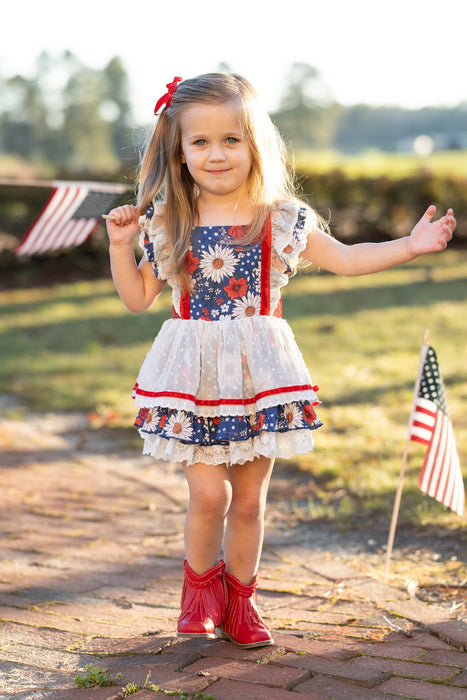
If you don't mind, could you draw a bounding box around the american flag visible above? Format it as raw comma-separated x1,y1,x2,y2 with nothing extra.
14,181,127,256
410,345,464,516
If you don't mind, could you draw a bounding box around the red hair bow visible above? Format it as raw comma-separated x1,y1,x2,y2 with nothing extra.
154,76,182,115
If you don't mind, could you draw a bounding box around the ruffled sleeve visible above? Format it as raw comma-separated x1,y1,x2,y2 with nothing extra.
270,200,318,273
138,203,171,280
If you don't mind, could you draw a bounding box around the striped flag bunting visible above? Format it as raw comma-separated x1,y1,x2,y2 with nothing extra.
14,181,127,256
409,345,464,516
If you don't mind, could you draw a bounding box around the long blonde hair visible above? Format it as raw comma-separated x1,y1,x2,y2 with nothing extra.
137,73,301,290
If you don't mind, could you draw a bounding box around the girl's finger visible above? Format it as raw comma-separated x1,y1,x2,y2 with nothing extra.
423,204,437,221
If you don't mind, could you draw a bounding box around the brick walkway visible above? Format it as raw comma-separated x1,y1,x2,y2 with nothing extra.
0,411,466,699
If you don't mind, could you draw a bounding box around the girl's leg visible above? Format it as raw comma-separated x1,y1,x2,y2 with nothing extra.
223,455,275,584
183,461,232,573
220,455,275,648
177,461,231,638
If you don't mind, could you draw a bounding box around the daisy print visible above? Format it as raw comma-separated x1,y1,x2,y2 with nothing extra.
283,403,304,429
164,411,193,440
144,409,160,431
231,291,261,319
199,244,237,283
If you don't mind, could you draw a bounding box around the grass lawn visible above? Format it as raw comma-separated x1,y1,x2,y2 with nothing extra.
1,249,465,533
294,148,467,179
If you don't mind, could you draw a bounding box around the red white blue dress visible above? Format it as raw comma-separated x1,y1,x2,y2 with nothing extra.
132,200,322,466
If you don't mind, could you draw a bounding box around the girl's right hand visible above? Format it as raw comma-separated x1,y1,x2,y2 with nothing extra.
105,205,141,246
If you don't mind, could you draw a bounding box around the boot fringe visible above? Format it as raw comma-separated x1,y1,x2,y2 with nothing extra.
178,559,227,633
221,570,273,648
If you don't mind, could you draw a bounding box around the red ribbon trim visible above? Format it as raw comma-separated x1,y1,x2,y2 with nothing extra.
133,382,318,407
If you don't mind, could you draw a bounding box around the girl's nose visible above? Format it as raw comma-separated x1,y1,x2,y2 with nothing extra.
208,145,226,161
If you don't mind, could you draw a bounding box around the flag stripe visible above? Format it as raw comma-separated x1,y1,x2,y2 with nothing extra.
16,186,83,255
45,188,89,250
15,187,66,254
67,219,98,248
34,187,83,249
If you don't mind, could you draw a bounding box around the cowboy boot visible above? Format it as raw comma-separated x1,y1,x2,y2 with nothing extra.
177,559,227,638
220,570,274,648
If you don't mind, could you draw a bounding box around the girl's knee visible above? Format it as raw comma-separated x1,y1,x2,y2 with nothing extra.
189,483,231,519
229,494,265,522
185,464,231,518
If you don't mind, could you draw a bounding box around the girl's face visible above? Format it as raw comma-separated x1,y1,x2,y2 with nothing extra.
179,99,253,204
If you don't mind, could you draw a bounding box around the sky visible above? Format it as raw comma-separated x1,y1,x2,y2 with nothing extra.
3,0,465,124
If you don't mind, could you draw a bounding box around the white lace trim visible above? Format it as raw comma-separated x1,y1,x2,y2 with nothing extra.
139,428,316,466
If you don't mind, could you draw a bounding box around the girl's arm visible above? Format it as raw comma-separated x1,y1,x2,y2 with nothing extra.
301,205,456,276
106,205,166,312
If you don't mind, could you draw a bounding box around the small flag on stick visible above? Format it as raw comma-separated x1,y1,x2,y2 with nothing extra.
14,181,128,256
410,345,464,517
384,332,464,582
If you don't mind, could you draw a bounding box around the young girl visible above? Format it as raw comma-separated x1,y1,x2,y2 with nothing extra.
105,73,455,649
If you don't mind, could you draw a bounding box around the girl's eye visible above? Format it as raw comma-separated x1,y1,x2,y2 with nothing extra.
226,137,239,144
194,139,207,146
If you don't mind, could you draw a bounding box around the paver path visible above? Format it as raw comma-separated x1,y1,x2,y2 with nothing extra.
0,411,465,699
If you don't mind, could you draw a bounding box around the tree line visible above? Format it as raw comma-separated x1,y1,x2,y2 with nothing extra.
0,52,134,175
1,55,466,176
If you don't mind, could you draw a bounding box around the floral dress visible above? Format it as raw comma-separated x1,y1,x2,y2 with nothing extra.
132,200,322,466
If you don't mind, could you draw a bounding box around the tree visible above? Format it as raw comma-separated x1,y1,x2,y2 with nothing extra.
0,52,134,174
271,62,341,150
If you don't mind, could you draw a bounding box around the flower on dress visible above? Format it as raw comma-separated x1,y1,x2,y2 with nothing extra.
231,291,260,318
135,407,149,427
200,307,212,321
199,244,237,282
227,225,246,240
255,412,266,431
303,404,317,425
164,411,193,440
144,410,160,431
224,276,248,299
283,403,303,429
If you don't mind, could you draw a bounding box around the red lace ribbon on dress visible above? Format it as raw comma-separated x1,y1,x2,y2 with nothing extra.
259,216,272,315
154,76,182,115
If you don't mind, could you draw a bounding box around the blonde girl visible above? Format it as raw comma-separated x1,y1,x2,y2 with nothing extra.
106,73,455,648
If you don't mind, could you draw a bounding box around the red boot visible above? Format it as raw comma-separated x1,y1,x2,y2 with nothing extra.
177,559,227,638
220,571,274,648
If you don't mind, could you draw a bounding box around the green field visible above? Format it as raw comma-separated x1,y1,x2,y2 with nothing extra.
1,249,466,533
294,148,467,178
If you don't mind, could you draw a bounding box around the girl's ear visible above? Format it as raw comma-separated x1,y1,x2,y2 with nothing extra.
181,152,186,163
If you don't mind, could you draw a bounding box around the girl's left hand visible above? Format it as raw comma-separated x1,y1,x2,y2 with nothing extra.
408,205,456,256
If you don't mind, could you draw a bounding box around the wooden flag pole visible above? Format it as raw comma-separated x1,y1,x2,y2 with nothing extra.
383,330,431,583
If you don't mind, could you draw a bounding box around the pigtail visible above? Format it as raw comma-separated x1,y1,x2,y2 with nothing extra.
137,111,195,292
137,114,169,210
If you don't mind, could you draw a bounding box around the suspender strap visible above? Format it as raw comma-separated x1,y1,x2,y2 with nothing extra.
180,285,191,319
259,216,272,316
